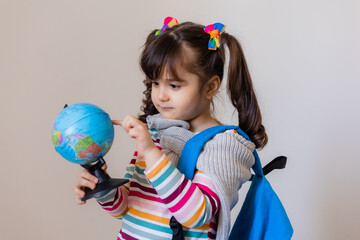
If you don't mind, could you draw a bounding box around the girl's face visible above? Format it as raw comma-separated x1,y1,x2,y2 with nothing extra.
151,64,211,129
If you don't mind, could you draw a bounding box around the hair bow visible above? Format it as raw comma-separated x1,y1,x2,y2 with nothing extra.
155,17,179,36
204,23,226,50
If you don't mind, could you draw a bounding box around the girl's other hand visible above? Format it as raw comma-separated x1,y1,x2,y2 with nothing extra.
73,163,107,205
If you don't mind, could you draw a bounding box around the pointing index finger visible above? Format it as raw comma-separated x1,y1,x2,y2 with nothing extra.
112,120,122,126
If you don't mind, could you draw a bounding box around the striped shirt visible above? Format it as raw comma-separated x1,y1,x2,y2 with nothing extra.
96,128,220,240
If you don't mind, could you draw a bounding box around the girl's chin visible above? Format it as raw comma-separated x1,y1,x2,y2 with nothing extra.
159,113,184,121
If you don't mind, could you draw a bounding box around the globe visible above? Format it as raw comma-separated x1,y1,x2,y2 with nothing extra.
52,103,128,201
52,103,114,165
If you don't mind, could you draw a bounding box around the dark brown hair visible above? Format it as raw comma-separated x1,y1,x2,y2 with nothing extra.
138,21,268,149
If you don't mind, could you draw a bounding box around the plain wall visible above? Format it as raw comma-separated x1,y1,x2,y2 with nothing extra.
1,0,359,239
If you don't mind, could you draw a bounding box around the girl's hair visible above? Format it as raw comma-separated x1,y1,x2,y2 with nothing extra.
138,21,268,149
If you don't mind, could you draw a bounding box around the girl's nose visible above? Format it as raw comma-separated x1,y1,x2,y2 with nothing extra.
157,88,170,102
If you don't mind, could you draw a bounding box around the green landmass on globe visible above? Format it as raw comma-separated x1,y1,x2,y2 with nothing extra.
74,135,111,160
52,130,63,146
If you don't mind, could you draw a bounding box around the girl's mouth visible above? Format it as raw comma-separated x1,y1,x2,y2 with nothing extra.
160,106,173,110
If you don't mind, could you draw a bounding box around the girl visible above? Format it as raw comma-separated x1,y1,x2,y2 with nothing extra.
74,17,267,240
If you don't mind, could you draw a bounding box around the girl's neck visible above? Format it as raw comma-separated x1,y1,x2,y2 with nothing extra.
188,112,220,133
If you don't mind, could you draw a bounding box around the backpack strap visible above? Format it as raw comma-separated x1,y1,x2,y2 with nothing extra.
178,125,263,180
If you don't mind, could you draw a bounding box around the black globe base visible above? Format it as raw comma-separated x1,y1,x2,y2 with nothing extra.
81,178,129,201
80,157,128,201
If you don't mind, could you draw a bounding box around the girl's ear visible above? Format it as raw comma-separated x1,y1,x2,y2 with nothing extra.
205,75,221,100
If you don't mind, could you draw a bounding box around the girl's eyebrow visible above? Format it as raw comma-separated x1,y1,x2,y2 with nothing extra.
167,77,186,83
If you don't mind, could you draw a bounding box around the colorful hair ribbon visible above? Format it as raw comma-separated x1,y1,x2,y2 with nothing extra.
204,22,226,50
155,17,179,36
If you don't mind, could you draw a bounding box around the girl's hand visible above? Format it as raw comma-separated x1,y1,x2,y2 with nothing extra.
113,115,157,159
73,164,107,205
113,115,162,169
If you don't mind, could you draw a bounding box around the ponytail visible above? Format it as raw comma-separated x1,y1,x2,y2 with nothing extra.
222,33,268,149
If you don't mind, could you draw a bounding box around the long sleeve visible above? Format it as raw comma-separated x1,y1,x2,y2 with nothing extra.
145,154,220,228
95,151,138,219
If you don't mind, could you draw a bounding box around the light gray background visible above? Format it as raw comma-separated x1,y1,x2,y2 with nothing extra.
1,0,359,239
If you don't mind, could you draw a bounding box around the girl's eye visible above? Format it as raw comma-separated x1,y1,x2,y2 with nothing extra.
170,84,180,89
151,81,159,86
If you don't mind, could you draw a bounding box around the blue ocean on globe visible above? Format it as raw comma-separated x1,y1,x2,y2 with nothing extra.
52,103,114,165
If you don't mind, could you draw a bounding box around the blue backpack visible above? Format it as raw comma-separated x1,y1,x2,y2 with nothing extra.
170,125,293,240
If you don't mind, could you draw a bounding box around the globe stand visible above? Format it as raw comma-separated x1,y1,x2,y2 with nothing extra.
80,157,128,201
